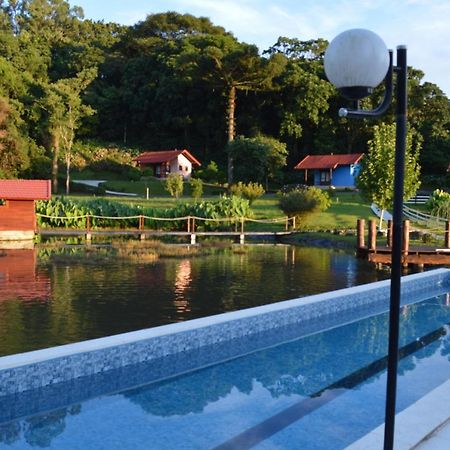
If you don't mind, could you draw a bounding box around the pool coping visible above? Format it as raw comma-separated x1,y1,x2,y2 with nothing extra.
1,268,449,396
346,378,450,449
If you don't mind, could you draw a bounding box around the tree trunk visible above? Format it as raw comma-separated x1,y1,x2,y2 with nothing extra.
66,152,71,195
379,208,385,230
227,85,236,185
51,135,60,194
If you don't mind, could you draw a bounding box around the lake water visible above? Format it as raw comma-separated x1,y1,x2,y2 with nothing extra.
0,243,390,356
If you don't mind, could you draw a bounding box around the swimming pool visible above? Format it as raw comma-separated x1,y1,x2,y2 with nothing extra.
1,270,450,449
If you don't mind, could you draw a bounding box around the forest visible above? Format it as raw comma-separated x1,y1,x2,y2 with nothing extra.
0,0,449,190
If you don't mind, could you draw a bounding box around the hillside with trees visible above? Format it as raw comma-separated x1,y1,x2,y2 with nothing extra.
0,1,449,189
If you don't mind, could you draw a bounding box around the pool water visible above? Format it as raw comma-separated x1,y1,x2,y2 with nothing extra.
1,294,450,449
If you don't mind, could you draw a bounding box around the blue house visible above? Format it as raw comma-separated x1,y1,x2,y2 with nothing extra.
294,153,364,188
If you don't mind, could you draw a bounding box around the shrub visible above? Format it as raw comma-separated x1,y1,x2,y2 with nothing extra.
278,187,331,229
190,178,203,200
165,174,184,199
426,189,450,218
195,160,226,184
230,182,265,205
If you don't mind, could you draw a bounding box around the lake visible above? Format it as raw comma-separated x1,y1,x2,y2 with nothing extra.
0,243,390,356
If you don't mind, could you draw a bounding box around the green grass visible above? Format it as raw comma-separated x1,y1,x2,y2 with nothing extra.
102,178,226,197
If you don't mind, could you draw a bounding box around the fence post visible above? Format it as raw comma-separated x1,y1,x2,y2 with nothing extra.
368,220,376,251
446,221,450,248
139,215,144,231
285,216,289,231
241,218,244,234
387,220,393,247
292,216,296,230
357,219,365,249
403,220,410,268
86,215,92,242
187,216,191,233
192,217,196,233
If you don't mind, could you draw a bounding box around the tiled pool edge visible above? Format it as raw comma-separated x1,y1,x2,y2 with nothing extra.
1,269,449,396
346,378,450,450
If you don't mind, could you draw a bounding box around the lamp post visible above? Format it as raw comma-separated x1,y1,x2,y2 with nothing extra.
324,29,407,450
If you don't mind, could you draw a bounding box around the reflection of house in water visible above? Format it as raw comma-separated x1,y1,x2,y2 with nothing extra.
174,259,192,314
0,249,50,302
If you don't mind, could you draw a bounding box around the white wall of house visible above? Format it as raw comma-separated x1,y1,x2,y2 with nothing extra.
170,154,193,179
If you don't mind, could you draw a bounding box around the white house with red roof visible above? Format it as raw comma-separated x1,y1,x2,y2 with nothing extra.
134,149,201,180
0,179,51,240
294,153,364,188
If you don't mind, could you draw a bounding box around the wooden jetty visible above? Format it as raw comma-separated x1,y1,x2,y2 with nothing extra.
356,219,450,268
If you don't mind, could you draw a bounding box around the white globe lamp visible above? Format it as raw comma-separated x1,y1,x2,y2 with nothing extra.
324,29,390,99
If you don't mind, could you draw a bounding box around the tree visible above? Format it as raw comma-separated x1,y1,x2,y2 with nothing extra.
226,135,287,185
357,123,421,227
165,173,184,199
41,68,96,193
179,33,286,183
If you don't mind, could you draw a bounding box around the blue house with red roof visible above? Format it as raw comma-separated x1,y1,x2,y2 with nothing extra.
294,153,364,188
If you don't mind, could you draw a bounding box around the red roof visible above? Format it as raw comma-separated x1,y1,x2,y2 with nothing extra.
134,149,201,166
294,153,364,170
0,179,51,200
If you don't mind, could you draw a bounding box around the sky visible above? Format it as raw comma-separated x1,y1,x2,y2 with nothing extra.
71,0,450,96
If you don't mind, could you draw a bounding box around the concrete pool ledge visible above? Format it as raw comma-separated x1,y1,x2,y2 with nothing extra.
346,378,450,450
1,269,449,395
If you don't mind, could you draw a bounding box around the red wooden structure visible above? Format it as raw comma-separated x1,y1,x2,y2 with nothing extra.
0,179,51,239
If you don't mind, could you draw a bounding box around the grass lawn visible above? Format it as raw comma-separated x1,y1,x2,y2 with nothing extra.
102,178,226,197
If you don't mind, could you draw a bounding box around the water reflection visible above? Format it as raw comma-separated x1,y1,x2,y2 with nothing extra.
0,244,389,356
173,259,192,316
0,249,50,302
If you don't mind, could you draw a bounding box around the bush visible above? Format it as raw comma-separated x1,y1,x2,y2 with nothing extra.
190,178,203,200
426,189,450,218
165,174,184,199
278,187,331,229
230,182,265,205
195,160,226,184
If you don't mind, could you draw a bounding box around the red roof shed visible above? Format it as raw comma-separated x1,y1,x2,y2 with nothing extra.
0,180,51,240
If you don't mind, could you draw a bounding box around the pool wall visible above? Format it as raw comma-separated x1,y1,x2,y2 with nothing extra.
1,269,449,398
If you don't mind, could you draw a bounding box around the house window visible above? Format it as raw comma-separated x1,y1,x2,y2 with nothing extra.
179,165,183,171
320,171,331,185
0,199,6,206
185,166,188,171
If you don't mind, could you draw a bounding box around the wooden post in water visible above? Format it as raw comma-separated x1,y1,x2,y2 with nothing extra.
357,219,365,249
446,221,450,248
387,220,393,247
368,219,377,251
402,220,410,268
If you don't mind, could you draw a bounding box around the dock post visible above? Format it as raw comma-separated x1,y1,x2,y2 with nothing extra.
368,219,376,251
446,221,450,248
387,220,393,247
190,233,196,245
140,233,146,241
357,219,365,249
239,234,245,245
187,216,191,233
292,216,296,230
402,220,410,268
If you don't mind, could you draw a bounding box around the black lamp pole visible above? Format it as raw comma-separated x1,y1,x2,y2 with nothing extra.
383,45,407,450
334,45,408,450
